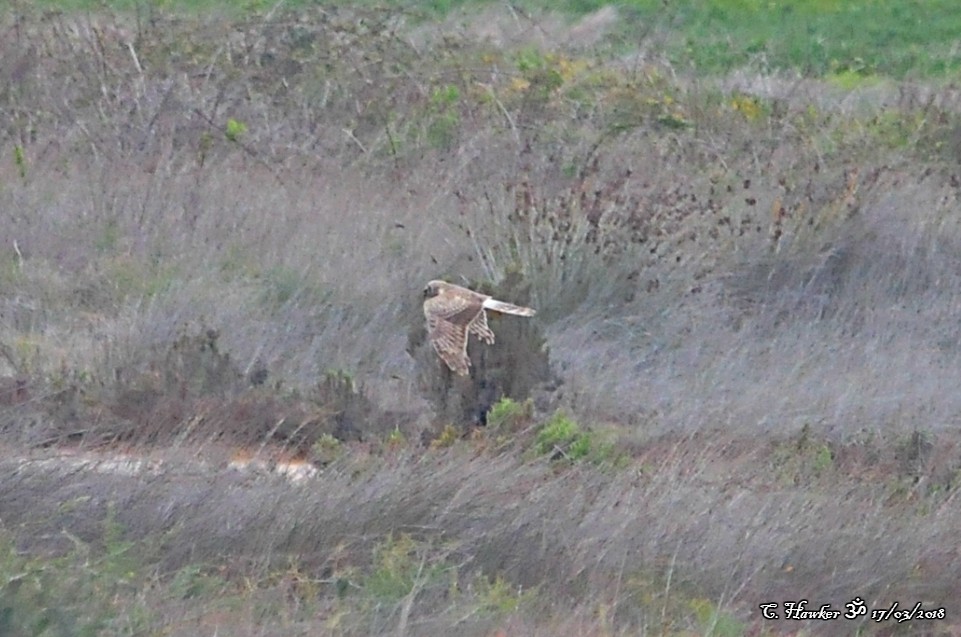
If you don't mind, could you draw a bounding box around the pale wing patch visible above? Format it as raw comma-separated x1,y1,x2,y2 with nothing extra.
482,298,536,317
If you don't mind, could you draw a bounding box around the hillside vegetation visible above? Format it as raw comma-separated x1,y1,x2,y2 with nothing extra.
2,1,961,635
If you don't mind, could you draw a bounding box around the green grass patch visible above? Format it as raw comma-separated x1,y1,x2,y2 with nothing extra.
393,0,961,79
0,511,159,636
392,0,961,79
0,519,533,636
533,411,620,466
610,0,961,79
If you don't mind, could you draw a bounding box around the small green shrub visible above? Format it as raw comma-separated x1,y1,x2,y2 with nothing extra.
365,535,419,602
312,432,344,464
225,117,247,142
532,412,624,466
534,411,590,461
429,424,460,449
486,397,533,431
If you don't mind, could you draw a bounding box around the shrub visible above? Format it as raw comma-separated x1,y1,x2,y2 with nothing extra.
534,411,589,461
486,397,533,431
532,412,623,466
311,432,344,464
224,117,247,142
429,424,460,449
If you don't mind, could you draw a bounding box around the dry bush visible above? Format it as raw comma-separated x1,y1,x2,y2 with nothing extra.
0,322,394,457
408,271,555,433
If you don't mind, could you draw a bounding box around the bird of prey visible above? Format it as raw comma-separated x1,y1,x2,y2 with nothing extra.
422,280,536,376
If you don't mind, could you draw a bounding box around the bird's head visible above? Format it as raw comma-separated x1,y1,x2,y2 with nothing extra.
423,280,445,298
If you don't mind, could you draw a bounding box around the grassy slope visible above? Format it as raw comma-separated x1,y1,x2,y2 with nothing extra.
27,0,961,78
2,1,961,635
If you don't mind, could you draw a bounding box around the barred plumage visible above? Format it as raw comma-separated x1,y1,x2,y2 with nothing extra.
422,280,536,376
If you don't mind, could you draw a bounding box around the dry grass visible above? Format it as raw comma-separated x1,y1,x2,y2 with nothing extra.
2,3,961,635
2,427,960,635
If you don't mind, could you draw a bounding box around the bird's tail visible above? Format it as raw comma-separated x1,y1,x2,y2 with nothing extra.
482,298,536,317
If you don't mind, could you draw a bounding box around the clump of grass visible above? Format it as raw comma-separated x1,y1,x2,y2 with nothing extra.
532,411,618,465
770,424,836,486
311,432,344,464
619,567,751,636
365,534,440,602
535,411,589,460
425,84,462,150
224,117,247,143
344,534,531,632
486,397,533,431
429,423,461,449
385,425,407,450
473,574,534,616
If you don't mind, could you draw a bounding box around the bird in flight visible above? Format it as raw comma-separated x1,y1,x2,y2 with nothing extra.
422,280,536,376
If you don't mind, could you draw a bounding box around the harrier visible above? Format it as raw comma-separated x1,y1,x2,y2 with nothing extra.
422,280,536,376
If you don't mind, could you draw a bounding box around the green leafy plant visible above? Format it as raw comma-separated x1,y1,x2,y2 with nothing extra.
534,411,590,461
532,412,622,466
486,397,533,431
225,117,247,142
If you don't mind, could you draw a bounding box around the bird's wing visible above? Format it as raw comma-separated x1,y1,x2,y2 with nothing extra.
467,308,495,345
424,294,482,375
